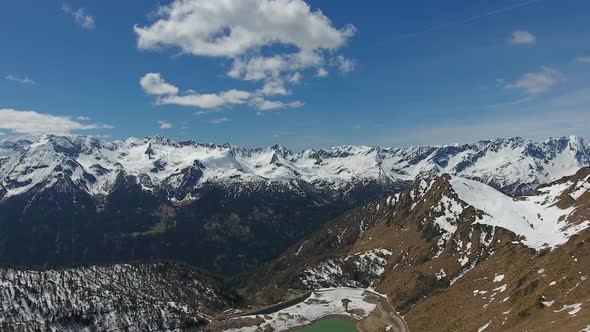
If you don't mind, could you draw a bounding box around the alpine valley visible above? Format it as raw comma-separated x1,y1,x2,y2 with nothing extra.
1,135,590,331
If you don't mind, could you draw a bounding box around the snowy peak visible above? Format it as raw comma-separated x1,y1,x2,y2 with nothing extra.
1,135,590,200
448,169,590,250
528,167,590,209
384,168,590,252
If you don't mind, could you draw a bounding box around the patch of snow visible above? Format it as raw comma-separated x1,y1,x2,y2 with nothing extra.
228,288,378,332
435,269,447,280
477,321,492,332
450,177,590,250
493,284,508,293
301,249,392,288
432,194,465,258
554,303,582,316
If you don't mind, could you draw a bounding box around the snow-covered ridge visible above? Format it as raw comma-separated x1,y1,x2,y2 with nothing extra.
1,134,589,199
0,263,233,332
449,173,590,250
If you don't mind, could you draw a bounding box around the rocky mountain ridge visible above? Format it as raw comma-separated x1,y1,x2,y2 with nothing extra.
243,167,590,331
2,166,590,331
1,135,589,201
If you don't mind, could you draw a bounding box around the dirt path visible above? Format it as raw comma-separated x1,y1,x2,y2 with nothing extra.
357,290,409,332
235,291,313,317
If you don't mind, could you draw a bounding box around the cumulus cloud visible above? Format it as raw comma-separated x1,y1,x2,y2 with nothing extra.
577,56,590,63
0,109,112,135
62,3,95,30
158,120,173,129
504,66,564,94
140,72,249,109
5,75,35,85
135,0,356,111
209,117,230,124
140,72,301,111
140,73,179,96
509,30,536,45
135,0,355,57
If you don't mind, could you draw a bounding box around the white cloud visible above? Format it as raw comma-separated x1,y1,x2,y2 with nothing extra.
504,66,564,94
288,72,303,84
209,117,230,124
334,55,356,73
135,0,355,57
508,30,536,45
159,89,251,109
576,56,590,63
261,79,290,96
76,116,91,121
135,0,356,110
228,51,324,82
5,75,35,85
251,97,303,111
0,109,112,135
141,73,250,109
62,4,95,30
158,120,173,129
140,73,179,96
140,73,302,111
316,67,329,78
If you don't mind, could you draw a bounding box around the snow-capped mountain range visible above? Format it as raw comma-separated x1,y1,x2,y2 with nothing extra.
1,134,589,200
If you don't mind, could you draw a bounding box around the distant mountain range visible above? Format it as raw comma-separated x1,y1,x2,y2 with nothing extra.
1,134,589,200
0,135,589,275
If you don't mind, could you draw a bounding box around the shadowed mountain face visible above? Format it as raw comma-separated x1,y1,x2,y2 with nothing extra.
0,135,589,275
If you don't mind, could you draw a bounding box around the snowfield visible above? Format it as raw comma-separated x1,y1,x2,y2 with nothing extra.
226,288,378,332
450,176,590,250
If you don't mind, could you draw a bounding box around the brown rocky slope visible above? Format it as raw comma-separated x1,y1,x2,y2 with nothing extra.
242,167,590,331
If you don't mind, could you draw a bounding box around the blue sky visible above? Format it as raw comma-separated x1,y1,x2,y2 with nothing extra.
1,0,590,149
